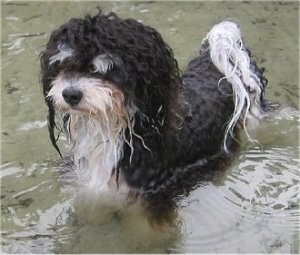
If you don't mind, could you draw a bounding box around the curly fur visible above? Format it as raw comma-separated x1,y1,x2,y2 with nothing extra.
40,10,272,200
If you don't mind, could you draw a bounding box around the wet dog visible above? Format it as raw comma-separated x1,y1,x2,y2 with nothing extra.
40,10,272,205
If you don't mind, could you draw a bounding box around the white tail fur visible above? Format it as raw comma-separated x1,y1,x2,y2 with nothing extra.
202,21,265,151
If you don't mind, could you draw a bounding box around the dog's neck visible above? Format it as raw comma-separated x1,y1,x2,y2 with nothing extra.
67,114,127,194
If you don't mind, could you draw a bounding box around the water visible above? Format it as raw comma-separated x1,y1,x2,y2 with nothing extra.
1,1,299,253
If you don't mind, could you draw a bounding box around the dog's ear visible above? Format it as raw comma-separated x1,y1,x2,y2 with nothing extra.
47,102,62,157
40,49,62,157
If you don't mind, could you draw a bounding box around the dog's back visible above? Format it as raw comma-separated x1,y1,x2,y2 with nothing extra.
121,21,272,195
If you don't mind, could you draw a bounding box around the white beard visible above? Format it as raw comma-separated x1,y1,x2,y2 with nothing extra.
67,114,129,197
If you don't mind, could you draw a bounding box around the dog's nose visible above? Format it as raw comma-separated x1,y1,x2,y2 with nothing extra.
62,88,83,106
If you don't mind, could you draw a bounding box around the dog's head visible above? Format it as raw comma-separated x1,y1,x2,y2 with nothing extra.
40,10,181,154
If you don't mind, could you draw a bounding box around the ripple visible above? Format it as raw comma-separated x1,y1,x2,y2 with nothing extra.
175,144,299,253
0,163,24,178
1,162,74,254
18,120,47,131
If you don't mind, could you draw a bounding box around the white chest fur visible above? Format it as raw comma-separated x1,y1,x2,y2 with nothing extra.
67,115,128,196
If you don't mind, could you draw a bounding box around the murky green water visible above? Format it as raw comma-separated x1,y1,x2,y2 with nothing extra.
1,1,299,253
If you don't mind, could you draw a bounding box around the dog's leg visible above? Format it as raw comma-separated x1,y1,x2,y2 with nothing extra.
202,21,267,151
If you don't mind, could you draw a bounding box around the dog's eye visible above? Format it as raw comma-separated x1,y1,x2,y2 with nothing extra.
89,64,98,74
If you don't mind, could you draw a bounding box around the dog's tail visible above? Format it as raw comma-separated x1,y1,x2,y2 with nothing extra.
202,20,268,151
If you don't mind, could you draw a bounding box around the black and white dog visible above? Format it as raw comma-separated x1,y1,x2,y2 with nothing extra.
40,10,272,203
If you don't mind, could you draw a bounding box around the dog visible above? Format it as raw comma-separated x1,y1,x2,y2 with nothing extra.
40,10,273,206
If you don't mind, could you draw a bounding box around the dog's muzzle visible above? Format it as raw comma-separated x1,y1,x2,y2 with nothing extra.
62,87,83,106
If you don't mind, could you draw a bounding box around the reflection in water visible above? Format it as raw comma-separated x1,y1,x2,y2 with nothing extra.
1,1,299,253
57,198,180,253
